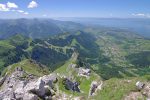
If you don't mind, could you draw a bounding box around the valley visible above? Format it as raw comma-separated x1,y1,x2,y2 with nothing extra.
0,19,150,100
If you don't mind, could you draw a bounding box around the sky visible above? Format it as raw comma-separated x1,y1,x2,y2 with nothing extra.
0,0,150,18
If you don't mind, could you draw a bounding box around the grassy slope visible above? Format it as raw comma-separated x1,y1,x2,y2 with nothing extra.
0,30,150,77
0,34,30,71
45,29,150,80
55,51,150,100
85,28,150,79
55,52,101,98
93,75,150,100
0,31,149,100
0,34,73,74
1,59,50,77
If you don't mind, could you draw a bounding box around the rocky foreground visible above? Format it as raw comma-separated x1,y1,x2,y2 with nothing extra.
0,67,57,100
124,81,150,100
0,65,149,100
0,64,102,100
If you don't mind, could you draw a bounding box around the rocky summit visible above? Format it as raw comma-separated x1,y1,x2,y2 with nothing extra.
0,67,57,100
0,58,150,100
0,57,103,100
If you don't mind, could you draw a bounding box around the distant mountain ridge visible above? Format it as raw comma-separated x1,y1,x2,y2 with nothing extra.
57,18,150,38
0,18,84,39
0,18,150,80
0,18,150,100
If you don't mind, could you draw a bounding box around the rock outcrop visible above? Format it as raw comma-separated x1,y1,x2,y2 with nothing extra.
41,73,57,88
124,92,145,100
63,78,80,92
0,75,7,86
140,82,150,99
124,81,150,100
134,81,150,99
78,68,91,77
89,81,103,96
0,67,58,100
24,77,46,97
136,81,145,90
23,93,38,100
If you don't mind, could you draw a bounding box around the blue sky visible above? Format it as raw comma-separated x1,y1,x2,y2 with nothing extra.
0,0,150,18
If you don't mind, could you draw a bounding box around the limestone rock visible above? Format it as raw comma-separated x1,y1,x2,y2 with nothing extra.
63,78,80,92
0,89,15,100
44,85,51,96
0,67,60,100
23,93,38,100
45,96,52,100
141,83,150,98
24,77,45,97
124,92,144,100
124,81,150,100
136,81,145,90
89,81,102,96
14,81,26,99
90,81,98,96
41,73,57,87
0,75,7,86
78,68,91,77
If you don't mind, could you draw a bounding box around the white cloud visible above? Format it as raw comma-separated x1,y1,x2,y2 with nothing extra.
7,2,18,9
17,10,24,13
132,13,145,17
0,4,9,11
24,12,29,15
0,2,18,12
0,2,29,15
132,13,150,18
17,10,29,15
28,1,38,8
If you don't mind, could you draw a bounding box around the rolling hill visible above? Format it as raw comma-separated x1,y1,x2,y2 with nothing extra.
0,18,150,100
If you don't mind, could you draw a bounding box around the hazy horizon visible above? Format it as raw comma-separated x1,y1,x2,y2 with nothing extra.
0,0,150,18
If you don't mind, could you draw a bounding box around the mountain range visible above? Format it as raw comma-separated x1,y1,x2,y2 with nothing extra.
0,18,150,100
